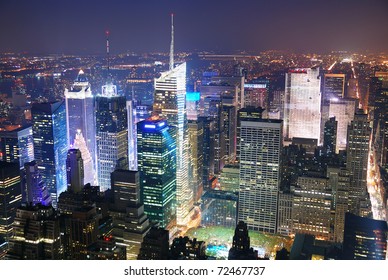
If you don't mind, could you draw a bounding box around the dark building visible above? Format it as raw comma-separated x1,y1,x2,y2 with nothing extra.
86,236,126,260
0,161,22,242
198,116,215,189
323,117,337,157
170,236,207,260
6,204,62,259
65,206,99,259
137,227,170,260
228,221,258,260
342,213,387,260
109,169,151,260
66,149,84,193
289,233,341,260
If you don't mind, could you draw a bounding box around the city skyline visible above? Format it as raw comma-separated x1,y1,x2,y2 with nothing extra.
1,1,388,263
1,0,388,54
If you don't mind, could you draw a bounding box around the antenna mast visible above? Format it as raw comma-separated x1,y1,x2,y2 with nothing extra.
169,14,174,71
106,30,110,72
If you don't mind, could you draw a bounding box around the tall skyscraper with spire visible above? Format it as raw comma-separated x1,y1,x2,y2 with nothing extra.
64,70,96,185
153,15,193,227
95,81,128,192
95,34,129,192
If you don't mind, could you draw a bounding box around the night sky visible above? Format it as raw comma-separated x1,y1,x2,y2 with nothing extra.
0,0,387,54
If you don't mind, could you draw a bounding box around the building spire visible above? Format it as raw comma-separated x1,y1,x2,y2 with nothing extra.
106,30,110,72
169,13,174,71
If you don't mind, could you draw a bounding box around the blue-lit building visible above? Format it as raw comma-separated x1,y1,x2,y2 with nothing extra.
137,118,176,229
95,81,128,191
22,161,51,206
0,125,34,169
32,101,67,208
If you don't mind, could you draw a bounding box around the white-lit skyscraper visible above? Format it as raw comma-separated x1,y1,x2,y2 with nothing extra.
329,98,358,153
95,81,128,192
284,67,321,143
65,70,96,185
153,63,191,226
152,15,192,227
238,113,282,233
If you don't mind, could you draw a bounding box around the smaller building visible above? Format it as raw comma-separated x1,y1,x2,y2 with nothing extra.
137,227,170,260
86,236,126,260
170,236,207,260
228,221,258,260
6,204,62,260
342,213,388,260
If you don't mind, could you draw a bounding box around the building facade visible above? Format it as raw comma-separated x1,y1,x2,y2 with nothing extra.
238,116,282,233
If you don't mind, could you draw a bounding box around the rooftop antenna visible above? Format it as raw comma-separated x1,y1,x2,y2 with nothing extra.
106,30,110,73
169,13,174,71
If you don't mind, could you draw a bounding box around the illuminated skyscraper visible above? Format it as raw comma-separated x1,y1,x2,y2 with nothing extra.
137,119,176,229
238,113,282,233
284,67,321,143
153,62,191,226
22,161,51,206
64,70,96,185
32,101,67,207
95,81,128,191
188,120,204,203
72,130,94,185
127,100,137,171
370,72,388,171
0,162,21,242
329,98,357,153
346,110,371,216
0,125,34,169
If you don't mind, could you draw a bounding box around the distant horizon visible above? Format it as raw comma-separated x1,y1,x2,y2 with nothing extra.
1,48,387,57
1,0,387,55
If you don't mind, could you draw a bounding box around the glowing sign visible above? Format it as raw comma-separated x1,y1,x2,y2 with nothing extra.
144,124,156,129
244,84,266,89
158,122,166,127
186,92,200,101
